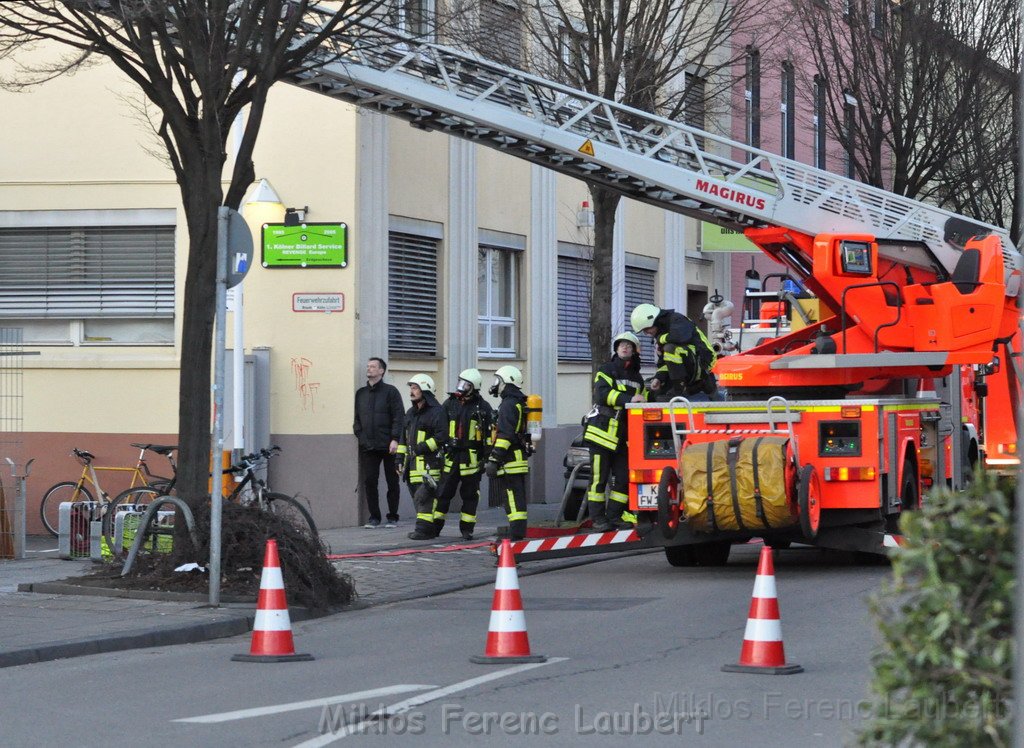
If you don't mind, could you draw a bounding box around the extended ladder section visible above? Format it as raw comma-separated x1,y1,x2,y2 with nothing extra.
291,8,1017,276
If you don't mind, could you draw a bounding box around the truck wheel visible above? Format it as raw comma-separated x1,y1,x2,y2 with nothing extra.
797,465,821,539
658,466,681,540
900,463,919,511
664,544,697,567
693,541,731,566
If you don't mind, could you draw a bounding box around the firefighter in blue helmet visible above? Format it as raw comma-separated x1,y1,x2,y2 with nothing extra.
434,368,494,540
398,374,449,540
483,365,530,541
584,331,648,532
631,303,719,401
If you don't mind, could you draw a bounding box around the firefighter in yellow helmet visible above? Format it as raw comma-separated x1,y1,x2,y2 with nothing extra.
483,365,530,541
583,331,647,532
434,368,494,540
397,374,449,540
631,303,719,401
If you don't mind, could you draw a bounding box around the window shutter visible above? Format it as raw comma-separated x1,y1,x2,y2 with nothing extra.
624,266,657,365
557,255,591,361
0,226,174,318
388,232,438,355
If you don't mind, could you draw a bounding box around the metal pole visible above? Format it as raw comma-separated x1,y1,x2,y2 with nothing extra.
232,287,245,459
210,207,229,607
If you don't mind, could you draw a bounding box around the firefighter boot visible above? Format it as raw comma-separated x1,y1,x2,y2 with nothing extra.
508,519,527,541
607,495,633,530
432,516,447,537
408,485,439,540
588,497,612,533
459,519,475,541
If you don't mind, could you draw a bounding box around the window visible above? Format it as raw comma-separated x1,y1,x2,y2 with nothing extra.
557,254,591,362
478,0,523,67
745,49,761,154
388,232,439,355
781,61,795,159
478,244,518,357
870,0,884,31
624,266,657,365
391,0,435,39
813,75,827,169
683,72,707,149
843,90,857,179
0,223,174,345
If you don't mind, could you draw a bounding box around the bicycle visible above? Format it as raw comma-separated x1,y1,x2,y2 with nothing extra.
39,443,177,537
225,446,318,539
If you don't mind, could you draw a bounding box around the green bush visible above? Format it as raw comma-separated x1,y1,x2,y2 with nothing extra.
858,471,1014,747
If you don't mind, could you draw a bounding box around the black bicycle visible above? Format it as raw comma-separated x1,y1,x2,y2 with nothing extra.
224,446,318,539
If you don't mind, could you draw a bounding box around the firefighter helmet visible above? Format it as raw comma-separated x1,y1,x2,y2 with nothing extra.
407,373,435,394
489,365,523,396
612,331,641,354
631,303,661,333
458,368,483,392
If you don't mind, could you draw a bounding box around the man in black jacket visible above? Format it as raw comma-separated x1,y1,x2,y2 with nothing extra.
353,357,405,528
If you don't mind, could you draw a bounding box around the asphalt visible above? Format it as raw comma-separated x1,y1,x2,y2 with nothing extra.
0,503,648,668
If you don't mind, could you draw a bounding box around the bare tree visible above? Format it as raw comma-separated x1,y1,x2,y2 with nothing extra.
521,0,777,366
791,0,1021,242
0,1,385,516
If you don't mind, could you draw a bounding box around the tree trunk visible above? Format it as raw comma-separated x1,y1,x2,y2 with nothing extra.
175,165,224,513
589,185,622,371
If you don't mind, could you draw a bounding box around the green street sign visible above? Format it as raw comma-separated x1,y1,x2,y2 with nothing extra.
700,222,758,252
262,223,348,268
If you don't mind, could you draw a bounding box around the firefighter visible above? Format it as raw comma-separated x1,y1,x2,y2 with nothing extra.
483,365,530,541
434,368,494,540
631,303,719,401
397,374,449,540
584,331,648,532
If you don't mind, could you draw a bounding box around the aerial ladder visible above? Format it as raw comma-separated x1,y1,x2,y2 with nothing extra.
291,10,1021,561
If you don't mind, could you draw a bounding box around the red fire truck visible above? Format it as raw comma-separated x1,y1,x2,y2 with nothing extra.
299,17,1021,564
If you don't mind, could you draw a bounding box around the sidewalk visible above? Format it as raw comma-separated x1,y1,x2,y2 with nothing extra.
0,504,644,668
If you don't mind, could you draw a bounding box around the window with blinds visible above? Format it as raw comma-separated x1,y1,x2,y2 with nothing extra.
0,225,174,319
624,266,657,365
478,0,523,67
557,255,591,362
388,231,439,356
683,73,707,150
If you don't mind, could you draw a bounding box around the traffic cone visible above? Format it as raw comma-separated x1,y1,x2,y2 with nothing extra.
232,538,314,663
470,539,546,664
722,545,803,674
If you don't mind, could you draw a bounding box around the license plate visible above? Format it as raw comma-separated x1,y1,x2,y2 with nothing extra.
636,483,658,509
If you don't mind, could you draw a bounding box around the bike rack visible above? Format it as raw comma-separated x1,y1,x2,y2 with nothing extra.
120,496,198,576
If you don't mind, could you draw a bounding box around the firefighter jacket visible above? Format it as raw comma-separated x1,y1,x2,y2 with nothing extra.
396,390,447,485
583,353,647,451
488,384,529,476
652,308,717,393
441,392,495,477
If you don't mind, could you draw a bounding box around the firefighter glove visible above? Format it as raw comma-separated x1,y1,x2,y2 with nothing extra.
484,461,499,478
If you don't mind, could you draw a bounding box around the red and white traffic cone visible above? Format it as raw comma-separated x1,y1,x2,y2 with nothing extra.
470,539,546,664
232,538,314,663
722,545,802,674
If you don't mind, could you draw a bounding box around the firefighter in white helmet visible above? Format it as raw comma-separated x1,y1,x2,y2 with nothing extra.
631,303,718,401
583,331,648,532
483,365,530,541
397,374,449,540
434,368,494,540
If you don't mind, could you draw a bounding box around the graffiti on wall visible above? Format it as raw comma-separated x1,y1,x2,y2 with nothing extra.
291,356,320,412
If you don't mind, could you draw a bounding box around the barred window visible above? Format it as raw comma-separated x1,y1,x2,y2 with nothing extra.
388,231,439,355
781,61,795,159
745,48,761,154
683,73,707,149
478,244,518,357
0,224,175,345
557,254,591,362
